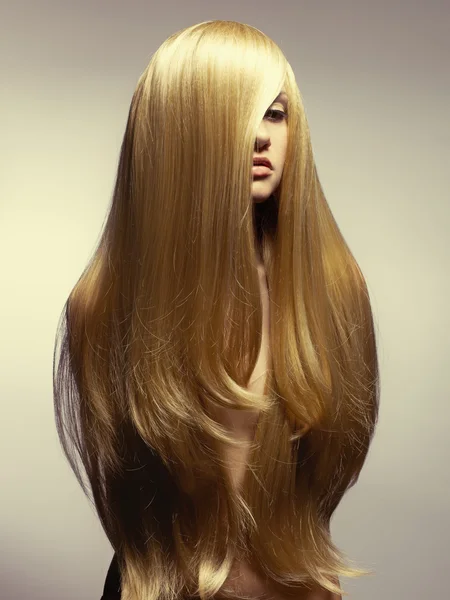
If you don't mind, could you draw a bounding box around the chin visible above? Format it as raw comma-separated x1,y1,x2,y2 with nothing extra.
252,175,278,203
252,187,275,203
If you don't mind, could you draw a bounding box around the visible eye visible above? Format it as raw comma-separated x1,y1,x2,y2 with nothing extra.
264,109,287,122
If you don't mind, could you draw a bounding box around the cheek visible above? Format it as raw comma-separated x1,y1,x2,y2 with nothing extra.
276,130,288,160
281,142,288,166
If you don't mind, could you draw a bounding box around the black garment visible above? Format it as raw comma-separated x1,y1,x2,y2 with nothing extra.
101,554,121,600
100,553,201,600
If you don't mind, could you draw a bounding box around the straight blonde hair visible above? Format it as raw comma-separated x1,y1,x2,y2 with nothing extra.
53,19,379,600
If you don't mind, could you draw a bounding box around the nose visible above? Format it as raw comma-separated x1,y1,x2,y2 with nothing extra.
255,125,271,151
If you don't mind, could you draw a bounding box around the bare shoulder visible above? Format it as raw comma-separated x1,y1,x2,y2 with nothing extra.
294,587,342,600
281,579,342,600
300,583,342,600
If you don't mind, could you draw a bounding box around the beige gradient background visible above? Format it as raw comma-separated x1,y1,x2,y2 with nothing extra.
1,1,449,599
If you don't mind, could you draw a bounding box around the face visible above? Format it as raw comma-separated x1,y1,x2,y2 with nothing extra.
252,91,288,203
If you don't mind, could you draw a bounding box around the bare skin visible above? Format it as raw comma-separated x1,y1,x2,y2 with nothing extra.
214,258,342,600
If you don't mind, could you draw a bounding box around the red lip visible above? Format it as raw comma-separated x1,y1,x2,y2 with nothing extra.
253,157,272,169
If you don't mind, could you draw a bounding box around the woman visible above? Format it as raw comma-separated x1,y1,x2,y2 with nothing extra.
53,20,379,600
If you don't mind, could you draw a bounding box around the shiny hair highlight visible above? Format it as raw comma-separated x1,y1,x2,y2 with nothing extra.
53,19,379,600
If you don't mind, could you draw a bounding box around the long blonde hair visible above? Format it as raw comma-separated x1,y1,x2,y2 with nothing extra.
53,19,379,600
